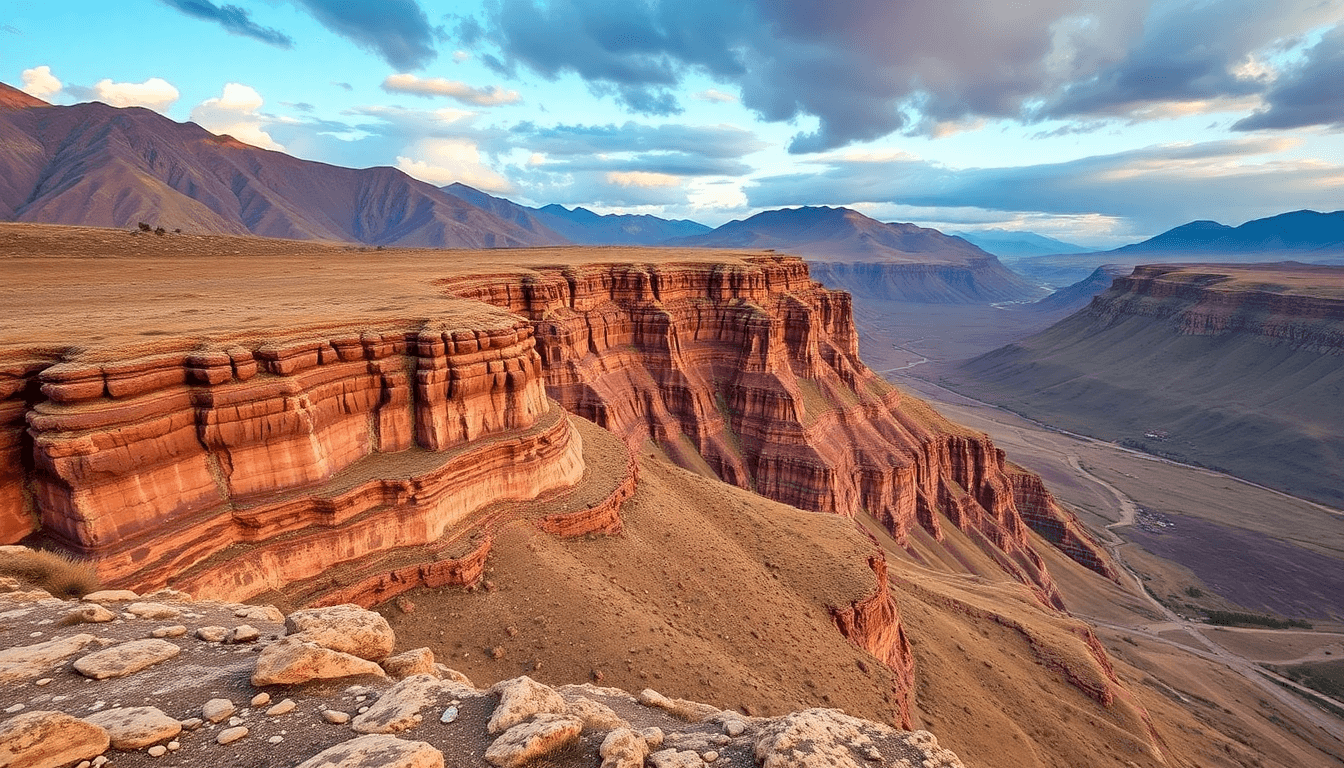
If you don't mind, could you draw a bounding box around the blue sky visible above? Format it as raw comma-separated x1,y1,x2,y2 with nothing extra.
5,0,1344,246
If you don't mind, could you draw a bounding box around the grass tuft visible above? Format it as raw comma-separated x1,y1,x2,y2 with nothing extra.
0,548,101,598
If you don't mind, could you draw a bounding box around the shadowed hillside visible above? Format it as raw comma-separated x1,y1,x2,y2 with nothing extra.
949,263,1344,507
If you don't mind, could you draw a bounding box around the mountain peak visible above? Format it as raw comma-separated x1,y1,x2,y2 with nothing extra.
0,82,49,110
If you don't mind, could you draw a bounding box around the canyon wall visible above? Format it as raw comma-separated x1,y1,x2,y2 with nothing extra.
445,257,1113,592
0,317,585,597
955,263,1344,506
1093,264,1344,353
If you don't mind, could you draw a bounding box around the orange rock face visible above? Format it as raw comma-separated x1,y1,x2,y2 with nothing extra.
445,257,1111,598
830,556,916,728
8,319,584,597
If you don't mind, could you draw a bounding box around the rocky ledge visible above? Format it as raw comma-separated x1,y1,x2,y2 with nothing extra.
0,585,964,768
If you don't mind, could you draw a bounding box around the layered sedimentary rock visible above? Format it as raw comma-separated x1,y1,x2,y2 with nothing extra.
956,262,1344,506
830,556,916,728
445,257,1111,593
6,317,584,598
1007,469,1116,579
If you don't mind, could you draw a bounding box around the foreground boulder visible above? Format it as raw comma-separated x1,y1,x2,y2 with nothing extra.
488,676,569,734
755,709,964,768
72,638,180,679
351,673,442,734
286,604,395,661
295,734,444,768
83,706,181,749
0,710,109,768
0,633,98,683
485,713,584,768
252,637,387,686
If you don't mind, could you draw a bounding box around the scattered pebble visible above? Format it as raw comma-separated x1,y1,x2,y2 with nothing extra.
441,705,458,724
5,704,24,714
217,726,248,744
229,624,261,643
196,626,228,642
251,692,271,707
268,735,284,744
147,745,167,757
168,741,181,751
322,710,350,724
35,678,52,687
202,698,235,723
357,706,369,714
703,751,719,763
179,718,203,730
266,699,296,716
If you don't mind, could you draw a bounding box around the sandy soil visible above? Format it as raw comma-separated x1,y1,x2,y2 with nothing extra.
1202,628,1344,664
0,223,778,356
375,433,898,726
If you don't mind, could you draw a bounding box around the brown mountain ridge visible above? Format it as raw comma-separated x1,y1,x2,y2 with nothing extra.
0,83,565,248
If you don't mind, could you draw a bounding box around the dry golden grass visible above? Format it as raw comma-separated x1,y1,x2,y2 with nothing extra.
0,547,101,597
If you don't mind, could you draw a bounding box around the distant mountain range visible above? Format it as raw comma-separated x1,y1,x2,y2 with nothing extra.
440,183,709,246
950,229,1086,258
665,206,1043,303
1008,210,1344,287
669,206,990,265
1113,210,1344,255
532,203,711,245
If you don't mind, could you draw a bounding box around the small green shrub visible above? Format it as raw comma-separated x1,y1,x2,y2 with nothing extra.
0,548,101,598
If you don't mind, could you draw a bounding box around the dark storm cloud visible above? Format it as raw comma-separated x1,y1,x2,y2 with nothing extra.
294,0,437,70
463,1,1344,150
747,138,1341,233
1041,0,1344,120
467,0,1144,150
1234,25,1344,131
160,0,294,47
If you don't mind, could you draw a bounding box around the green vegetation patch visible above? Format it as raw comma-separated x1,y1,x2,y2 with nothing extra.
1203,610,1312,630
1272,659,1344,702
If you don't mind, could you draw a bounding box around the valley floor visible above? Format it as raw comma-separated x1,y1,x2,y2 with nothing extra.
883,371,1344,764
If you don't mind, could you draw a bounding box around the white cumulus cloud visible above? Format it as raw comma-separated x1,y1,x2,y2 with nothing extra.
381,73,520,106
90,77,179,112
190,83,282,150
20,65,61,99
396,138,515,194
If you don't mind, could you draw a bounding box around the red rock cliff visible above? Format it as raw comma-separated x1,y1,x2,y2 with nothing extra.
1,316,585,597
445,257,1107,594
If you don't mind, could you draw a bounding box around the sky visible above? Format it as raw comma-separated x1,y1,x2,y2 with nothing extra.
5,0,1344,247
